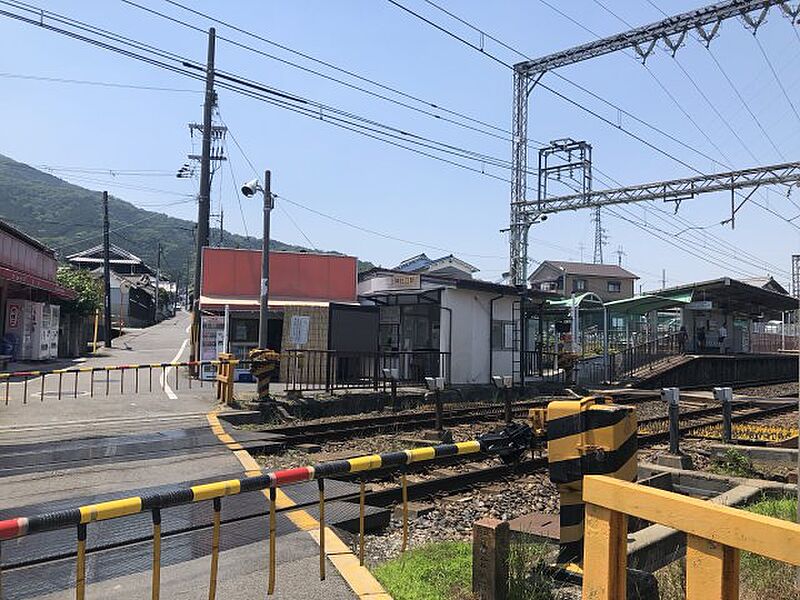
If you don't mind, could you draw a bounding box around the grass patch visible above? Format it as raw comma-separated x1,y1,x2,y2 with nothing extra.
740,495,797,599
709,448,757,478
372,540,555,600
373,541,472,600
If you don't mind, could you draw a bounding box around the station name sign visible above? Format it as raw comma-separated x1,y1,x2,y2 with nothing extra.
387,274,421,290
686,300,713,310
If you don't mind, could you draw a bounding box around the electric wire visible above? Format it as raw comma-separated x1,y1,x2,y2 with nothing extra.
136,0,549,149
0,71,200,93
705,47,786,161
399,0,798,272
220,114,318,251
753,34,800,127
0,1,543,189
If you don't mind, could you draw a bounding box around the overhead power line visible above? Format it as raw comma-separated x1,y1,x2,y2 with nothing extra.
406,0,796,277
125,0,547,149
0,1,545,192
0,71,200,92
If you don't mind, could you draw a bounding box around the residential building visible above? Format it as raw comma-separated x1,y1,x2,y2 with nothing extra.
359,267,553,384
741,276,789,295
0,220,76,359
529,260,638,302
67,244,155,276
395,253,478,280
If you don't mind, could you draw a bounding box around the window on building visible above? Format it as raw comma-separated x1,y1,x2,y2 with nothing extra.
608,281,622,293
491,320,515,350
573,279,587,292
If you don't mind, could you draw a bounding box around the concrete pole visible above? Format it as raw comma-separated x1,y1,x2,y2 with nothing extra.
259,170,273,349
102,191,112,348
603,305,609,382
154,242,161,324
223,304,230,354
191,27,216,363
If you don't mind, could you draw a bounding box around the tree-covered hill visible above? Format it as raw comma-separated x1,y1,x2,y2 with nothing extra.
0,153,372,282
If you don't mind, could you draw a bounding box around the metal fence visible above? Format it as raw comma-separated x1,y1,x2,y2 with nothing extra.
521,350,566,384
0,360,222,405
283,350,451,392
610,332,682,381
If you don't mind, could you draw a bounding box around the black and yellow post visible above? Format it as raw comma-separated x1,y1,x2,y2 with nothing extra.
208,497,221,600
318,478,326,581
151,508,162,600
76,523,87,600
268,487,276,595
400,472,409,553
545,397,637,566
248,349,280,403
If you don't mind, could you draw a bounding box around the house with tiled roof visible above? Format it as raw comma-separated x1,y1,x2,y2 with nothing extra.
529,260,638,302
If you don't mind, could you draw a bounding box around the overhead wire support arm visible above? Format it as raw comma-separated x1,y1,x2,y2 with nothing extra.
516,160,800,215
514,0,784,74
508,0,787,284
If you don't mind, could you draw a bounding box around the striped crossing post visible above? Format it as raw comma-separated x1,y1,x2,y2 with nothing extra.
545,396,637,566
249,348,280,402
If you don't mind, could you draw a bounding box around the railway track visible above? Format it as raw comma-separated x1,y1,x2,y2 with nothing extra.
7,399,794,582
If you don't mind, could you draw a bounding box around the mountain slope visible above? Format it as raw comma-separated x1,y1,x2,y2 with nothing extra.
0,154,371,281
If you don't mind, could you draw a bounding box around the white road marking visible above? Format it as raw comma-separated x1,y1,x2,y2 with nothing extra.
161,337,189,400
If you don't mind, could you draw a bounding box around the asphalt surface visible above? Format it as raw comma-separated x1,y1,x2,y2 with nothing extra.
0,312,360,600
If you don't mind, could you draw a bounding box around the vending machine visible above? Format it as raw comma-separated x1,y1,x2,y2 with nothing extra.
30,302,48,360
4,300,44,360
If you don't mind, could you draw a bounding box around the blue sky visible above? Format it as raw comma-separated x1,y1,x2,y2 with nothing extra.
1,0,799,290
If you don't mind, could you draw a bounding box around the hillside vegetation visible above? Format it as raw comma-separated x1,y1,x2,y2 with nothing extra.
0,154,371,281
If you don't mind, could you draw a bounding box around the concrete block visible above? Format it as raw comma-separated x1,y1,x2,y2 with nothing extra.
472,517,510,600
419,429,454,443
507,512,559,541
655,453,693,470
294,442,323,453
392,501,434,520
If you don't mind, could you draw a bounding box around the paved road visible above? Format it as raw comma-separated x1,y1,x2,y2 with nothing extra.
0,312,364,600
0,310,217,432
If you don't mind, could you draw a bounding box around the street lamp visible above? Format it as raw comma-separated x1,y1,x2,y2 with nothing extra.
241,171,273,349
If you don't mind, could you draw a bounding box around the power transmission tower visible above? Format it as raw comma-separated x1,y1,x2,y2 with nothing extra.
508,0,789,285
792,255,800,298
191,27,217,363
102,191,112,349
616,245,626,267
592,207,607,264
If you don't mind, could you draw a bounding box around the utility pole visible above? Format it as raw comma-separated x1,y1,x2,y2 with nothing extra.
259,170,273,349
662,269,666,290
191,27,216,362
102,191,112,349
218,208,224,246
154,242,161,323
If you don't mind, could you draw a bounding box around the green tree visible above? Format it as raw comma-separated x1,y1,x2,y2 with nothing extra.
56,266,102,315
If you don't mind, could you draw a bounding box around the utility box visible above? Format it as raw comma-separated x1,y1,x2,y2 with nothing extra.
713,387,733,403
661,387,680,405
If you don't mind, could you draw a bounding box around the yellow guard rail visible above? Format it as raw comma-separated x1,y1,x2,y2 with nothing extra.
581,475,800,600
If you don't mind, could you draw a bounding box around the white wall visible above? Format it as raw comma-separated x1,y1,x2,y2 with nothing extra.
440,288,516,384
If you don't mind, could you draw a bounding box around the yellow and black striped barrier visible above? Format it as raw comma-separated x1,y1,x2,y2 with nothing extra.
544,396,637,566
0,359,239,405
0,433,524,598
248,348,280,401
